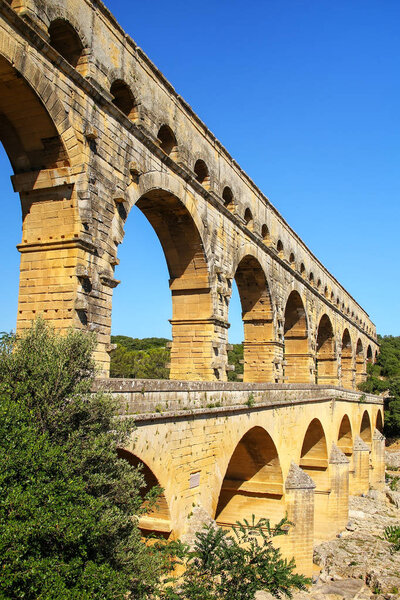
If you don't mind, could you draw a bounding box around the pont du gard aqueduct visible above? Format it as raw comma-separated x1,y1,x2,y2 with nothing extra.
1,0,385,576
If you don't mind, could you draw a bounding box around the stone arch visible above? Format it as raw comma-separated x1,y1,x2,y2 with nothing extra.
48,18,85,71
261,224,270,243
215,426,284,528
0,45,79,166
337,414,353,459
277,239,284,257
110,79,138,120
283,290,311,383
300,418,330,539
316,314,338,385
0,50,84,336
42,3,91,50
376,409,383,433
341,329,354,389
244,207,253,230
360,410,372,445
194,159,210,188
128,186,213,380
222,186,234,211
233,255,275,382
366,344,373,364
355,338,366,385
157,124,178,158
117,448,172,538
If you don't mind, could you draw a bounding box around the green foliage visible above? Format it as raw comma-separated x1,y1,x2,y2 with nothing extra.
159,516,310,600
110,336,170,379
0,320,168,600
228,343,244,382
384,525,400,553
359,335,400,437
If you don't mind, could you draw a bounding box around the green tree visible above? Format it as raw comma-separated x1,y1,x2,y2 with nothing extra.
0,320,168,600
160,517,309,600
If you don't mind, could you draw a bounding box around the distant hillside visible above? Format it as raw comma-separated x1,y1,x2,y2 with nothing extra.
111,336,170,351
110,336,170,379
360,335,400,437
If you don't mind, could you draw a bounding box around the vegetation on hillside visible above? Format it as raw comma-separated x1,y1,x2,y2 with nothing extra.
359,335,400,437
110,336,170,379
110,336,244,380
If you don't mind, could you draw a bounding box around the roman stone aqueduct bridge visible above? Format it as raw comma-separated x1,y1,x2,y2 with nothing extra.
1,0,384,575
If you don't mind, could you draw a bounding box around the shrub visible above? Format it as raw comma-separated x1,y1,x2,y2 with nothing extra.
0,320,167,599
160,516,310,599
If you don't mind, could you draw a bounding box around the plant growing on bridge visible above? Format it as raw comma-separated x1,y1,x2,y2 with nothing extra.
159,516,309,600
0,319,169,600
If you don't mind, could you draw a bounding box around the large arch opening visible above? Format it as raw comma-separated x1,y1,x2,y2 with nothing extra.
117,449,172,538
355,339,366,386
0,53,75,336
316,314,338,385
300,418,329,539
232,256,275,382
337,415,353,458
360,410,372,446
376,409,383,433
283,290,311,383
215,427,284,528
121,189,212,380
341,329,354,389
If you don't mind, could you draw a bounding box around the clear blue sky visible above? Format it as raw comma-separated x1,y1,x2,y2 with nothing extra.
1,0,399,342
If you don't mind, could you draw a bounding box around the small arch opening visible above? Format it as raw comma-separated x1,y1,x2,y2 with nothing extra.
194,159,210,188
48,19,84,70
324,285,329,298
289,252,295,265
309,272,314,286
317,278,321,290
110,80,138,120
157,124,178,158
244,208,253,230
222,186,234,211
277,239,284,257
261,224,270,243
300,262,306,276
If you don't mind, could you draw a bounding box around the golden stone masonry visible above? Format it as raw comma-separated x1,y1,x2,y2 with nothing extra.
0,0,384,576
